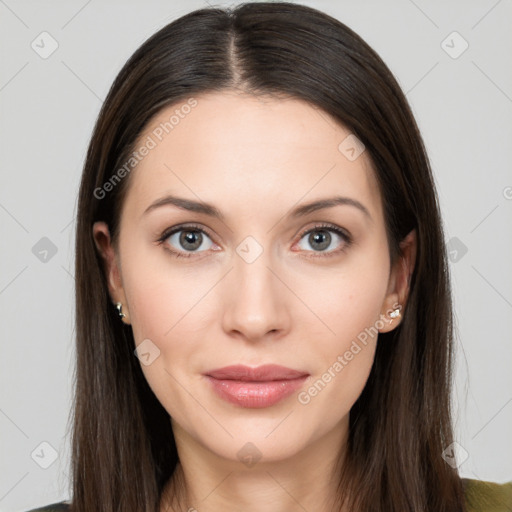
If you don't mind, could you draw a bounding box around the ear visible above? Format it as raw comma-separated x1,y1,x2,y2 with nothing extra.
92,221,131,324
378,229,417,333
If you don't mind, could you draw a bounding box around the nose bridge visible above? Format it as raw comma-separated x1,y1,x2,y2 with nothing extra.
222,233,288,339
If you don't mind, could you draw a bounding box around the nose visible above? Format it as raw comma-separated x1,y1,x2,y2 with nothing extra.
221,245,291,343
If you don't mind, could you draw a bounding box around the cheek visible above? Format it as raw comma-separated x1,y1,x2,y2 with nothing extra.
120,237,204,342
300,249,390,349
296,287,382,421
121,252,207,424
119,239,219,385
297,254,389,410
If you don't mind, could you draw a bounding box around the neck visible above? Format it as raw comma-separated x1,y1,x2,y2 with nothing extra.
160,417,351,512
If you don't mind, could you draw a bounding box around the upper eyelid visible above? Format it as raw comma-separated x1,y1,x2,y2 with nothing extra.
298,223,350,238
159,223,213,241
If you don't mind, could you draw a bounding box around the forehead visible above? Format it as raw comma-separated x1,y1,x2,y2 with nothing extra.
122,91,381,221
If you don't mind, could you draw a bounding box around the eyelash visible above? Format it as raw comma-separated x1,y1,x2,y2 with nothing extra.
156,222,353,260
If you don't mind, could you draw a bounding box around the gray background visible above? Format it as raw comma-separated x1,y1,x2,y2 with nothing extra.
1,0,511,510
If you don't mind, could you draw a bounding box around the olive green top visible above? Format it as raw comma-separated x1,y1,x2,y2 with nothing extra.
462,478,512,511
25,478,512,511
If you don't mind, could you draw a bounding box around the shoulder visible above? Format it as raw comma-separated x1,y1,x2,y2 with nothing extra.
25,502,71,512
462,477,512,512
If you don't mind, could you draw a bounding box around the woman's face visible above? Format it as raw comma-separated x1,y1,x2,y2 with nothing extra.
94,91,408,466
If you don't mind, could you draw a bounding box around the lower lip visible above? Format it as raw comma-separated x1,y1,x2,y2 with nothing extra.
205,375,309,408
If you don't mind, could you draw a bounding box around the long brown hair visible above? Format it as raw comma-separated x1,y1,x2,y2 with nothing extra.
71,2,466,510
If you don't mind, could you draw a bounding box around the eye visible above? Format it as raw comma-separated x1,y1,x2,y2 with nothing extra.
157,222,352,260
295,223,352,257
157,224,217,259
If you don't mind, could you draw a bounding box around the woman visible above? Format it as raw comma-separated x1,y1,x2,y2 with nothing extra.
27,2,512,511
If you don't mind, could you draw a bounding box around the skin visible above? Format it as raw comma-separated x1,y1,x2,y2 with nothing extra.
93,91,416,512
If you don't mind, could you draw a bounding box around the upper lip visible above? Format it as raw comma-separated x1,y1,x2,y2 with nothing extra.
205,364,309,381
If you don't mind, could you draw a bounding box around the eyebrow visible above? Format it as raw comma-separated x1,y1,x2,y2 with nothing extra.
143,194,372,222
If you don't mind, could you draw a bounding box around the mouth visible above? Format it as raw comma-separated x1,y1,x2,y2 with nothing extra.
203,364,310,408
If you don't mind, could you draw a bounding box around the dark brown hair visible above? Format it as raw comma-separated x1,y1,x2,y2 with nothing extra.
72,2,466,510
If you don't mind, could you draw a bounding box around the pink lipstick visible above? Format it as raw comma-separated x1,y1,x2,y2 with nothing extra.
204,364,309,408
